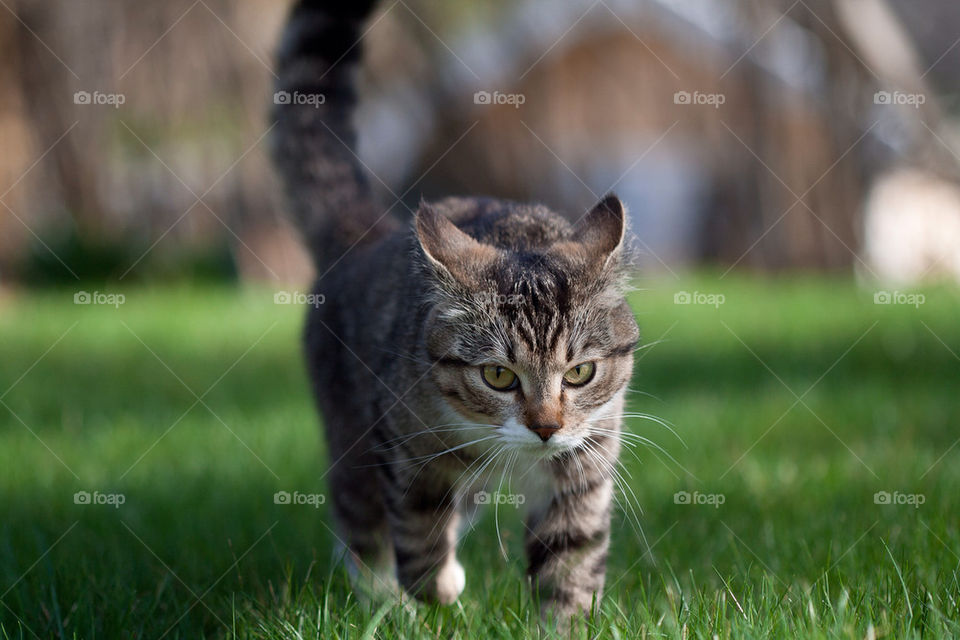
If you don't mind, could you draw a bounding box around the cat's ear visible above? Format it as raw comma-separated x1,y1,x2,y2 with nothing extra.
575,194,626,261
415,202,497,284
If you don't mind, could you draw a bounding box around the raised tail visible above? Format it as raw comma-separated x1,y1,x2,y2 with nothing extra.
271,0,396,271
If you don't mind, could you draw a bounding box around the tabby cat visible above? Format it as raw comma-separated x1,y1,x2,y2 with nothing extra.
271,0,640,621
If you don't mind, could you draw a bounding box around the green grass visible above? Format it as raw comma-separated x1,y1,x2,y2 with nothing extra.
1,275,958,638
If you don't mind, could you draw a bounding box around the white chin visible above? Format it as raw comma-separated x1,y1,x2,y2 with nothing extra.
522,436,580,456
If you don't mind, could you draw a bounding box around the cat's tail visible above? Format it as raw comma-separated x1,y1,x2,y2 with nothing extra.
271,0,395,272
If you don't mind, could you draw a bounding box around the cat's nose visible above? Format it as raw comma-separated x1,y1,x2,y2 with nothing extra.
529,424,561,442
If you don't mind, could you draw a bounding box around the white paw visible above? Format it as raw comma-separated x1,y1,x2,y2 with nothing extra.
435,559,465,604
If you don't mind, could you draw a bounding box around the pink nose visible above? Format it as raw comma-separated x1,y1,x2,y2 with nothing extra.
529,424,560,442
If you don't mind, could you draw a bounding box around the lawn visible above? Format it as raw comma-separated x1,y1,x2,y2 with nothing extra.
1,275,958,638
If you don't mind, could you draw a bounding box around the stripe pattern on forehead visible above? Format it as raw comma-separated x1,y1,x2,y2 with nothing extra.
495,254,574,355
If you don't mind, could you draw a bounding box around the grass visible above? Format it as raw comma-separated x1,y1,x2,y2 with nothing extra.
0,274,958,638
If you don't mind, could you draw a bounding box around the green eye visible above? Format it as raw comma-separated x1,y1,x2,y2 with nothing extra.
563,362,595,386
482,365,518,391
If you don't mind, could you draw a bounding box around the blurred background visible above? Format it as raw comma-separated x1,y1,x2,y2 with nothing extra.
3,2,960,637
3,0,960,289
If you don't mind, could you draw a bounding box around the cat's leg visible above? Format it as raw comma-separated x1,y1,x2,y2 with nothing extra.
524,454,613,622
327,446,397,597
382,471,465,604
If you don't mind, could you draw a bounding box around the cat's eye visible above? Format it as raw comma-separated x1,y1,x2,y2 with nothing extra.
563,362,595,386
481,365,518,391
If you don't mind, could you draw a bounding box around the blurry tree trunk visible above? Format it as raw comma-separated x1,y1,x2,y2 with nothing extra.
0,7,28,275
710,0,874,271
13,1,106,235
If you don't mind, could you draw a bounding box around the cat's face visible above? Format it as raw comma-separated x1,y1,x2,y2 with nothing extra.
418,196,639,457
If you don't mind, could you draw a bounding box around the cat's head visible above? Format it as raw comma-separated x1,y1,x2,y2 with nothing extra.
415,195,639,456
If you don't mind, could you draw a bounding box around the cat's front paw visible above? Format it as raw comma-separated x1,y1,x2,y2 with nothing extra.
435,558,465,604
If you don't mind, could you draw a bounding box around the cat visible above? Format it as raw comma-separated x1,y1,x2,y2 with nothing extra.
271,0,640,622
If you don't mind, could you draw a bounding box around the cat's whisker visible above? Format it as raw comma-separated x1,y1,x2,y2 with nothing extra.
517,446,555,482
354,428,494,467
589,427,690,481
435,442,511,542
586,426,687,471
370,423,495,453
584,412,686,448
633,338,670,353
587,434,635,481
595,430,646,471
448,442,504,508
584,411,676,429
433,444,507,541
393,435,501,474
496,449,522,560
374,421,496,444
569,443,588,493
625,387,663,401
492,448,519,561
578,440,649,552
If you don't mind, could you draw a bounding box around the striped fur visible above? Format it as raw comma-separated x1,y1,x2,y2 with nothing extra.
272,0,639,623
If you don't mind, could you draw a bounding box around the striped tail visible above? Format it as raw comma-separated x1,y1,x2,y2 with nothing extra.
271,0,394,271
